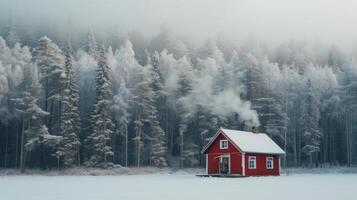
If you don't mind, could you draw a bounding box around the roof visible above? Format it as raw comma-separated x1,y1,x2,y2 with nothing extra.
202,128,285,155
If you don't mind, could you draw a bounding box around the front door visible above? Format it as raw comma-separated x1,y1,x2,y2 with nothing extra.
220,157,230,174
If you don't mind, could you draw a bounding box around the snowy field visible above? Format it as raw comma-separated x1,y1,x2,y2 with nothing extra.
1,173,356,200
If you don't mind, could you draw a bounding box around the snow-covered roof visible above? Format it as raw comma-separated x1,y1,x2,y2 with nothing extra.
202,128,285,155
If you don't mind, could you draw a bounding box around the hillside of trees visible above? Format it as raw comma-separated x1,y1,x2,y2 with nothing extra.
0,23,356,171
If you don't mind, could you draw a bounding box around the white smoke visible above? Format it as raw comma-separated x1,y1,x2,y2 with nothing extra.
157,45,260,127
210,90,259,126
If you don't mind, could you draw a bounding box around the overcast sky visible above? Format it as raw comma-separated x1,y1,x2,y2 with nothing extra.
1,0,357,48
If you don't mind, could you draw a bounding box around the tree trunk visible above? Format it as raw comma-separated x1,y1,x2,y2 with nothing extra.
348,110,353,167
170,113,175,155
112,134,116,163
20,150,27,173
48,100,54,134
15,121,20,168
77,144,81,166
20,119,27,173
137,114,141,167
346,110,351,167
125,125,128,167
180,132,184,168
330,126,336,165
292,105,298,167
283,98,288,169
58,91,62,134
4,122,9,168
297,105,302,167
45,75,49,127
165,102,169,151
57,156,60,170
40,136,44,170
325,118,330,164
351,111,355,166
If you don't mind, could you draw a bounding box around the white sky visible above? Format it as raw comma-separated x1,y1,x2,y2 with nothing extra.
1,0,357,47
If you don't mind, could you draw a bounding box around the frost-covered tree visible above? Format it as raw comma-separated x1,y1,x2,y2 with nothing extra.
149,25,190,59
86,46,114,167
85,30,99,60
3,25,357,169
339,59,357,166
32,36,64,134
299,79,322,166
131,66,154,166
0,37,32,168
57,45,81,168
75,49,97,162
112,79,130,166
12,66,59,172
130,62,168,167
5,28,20,48
110,41,136,166
148,63,167,167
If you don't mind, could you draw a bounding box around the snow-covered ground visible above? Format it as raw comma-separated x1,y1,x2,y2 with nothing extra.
1,173,356,200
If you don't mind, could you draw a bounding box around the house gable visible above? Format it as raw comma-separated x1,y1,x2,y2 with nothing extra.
203,131,241,154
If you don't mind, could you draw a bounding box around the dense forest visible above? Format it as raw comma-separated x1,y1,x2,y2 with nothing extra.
0,21,356,171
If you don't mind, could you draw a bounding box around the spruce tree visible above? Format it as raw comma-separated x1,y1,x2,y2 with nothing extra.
85,30,99,60
57,45,81,168
86,46,114,167
148,63,167,167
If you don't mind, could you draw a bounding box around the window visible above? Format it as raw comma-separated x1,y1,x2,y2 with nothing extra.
266,157,274,169
248,156,256,169
220,140,228,149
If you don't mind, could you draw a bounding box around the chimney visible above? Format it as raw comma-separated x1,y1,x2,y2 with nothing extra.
252,126,258,134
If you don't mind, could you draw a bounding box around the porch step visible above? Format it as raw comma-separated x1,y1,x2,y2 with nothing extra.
196,174,245,178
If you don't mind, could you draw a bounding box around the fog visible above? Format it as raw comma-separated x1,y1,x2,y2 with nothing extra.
2,0,357,169
1,0,357,48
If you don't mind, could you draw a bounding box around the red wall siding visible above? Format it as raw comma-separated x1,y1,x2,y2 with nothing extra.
244,153,280,176
230,153,242,174
206,133,242,175
207,154,220,174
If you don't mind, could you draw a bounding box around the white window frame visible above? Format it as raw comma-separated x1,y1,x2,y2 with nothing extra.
248,156,256,169
266,157,274,169
220,140,228,149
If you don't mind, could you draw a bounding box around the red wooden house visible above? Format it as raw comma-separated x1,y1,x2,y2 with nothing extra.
201,128,285,176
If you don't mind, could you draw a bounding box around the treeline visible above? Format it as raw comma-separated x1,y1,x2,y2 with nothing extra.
0,25,356,171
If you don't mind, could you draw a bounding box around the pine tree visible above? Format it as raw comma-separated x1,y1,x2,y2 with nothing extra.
12,68,51,172
149,120,168,167
148,63,167,167
32,36,65,134
86,46,114,167
57,45,81,168
85,30,99,60
132,65,167,167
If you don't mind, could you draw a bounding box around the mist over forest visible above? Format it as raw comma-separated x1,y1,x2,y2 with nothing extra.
0,0,357,170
